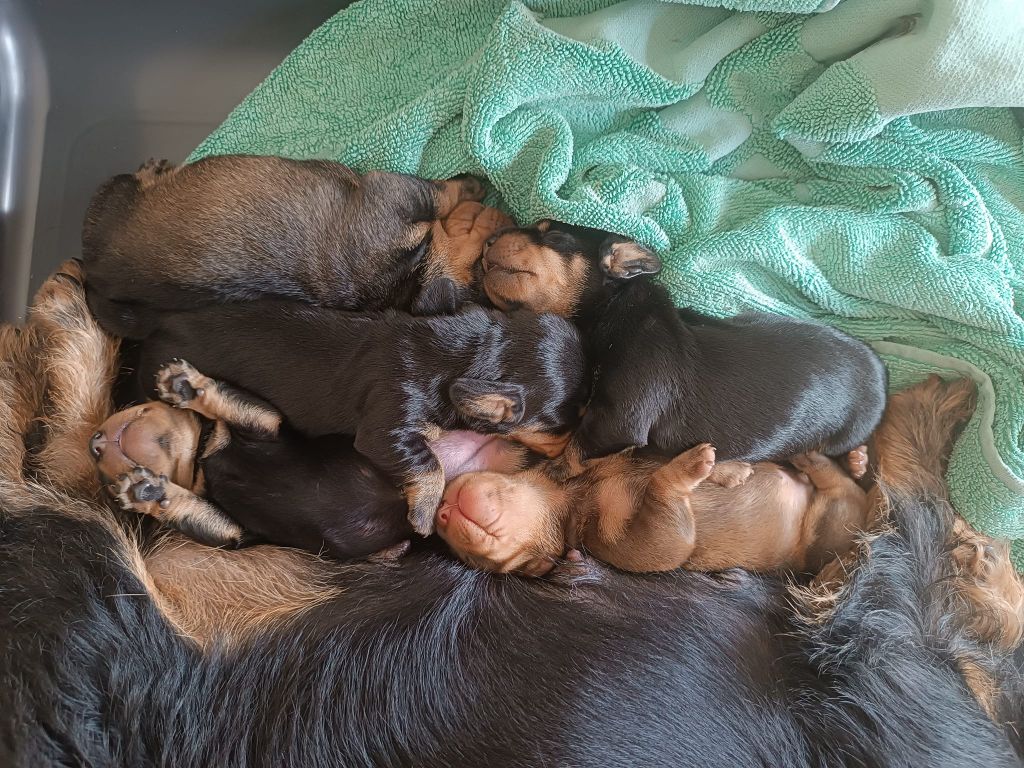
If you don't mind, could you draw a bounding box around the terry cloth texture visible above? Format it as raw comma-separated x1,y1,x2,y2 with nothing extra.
192,0,1024,567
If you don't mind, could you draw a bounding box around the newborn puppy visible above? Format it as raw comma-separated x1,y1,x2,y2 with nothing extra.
90,360,527,555
436,446,868,576
128,302,586,534
481,223,886,467
83,155,507,332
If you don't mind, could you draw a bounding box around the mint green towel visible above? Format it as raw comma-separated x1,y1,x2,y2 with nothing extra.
192,0,1024,567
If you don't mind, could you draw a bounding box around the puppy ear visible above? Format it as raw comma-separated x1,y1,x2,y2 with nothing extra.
449,378,525,424
535,220,553,234
599,237,661,279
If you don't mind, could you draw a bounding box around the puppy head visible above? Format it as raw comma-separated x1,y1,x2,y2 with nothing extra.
90,402,201,488
481,222,661,316
480,222,594,316
436,469,569,576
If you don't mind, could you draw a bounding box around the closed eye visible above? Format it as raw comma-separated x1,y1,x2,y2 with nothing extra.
156,434,171,454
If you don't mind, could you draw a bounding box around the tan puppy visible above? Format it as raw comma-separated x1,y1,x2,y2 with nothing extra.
436,445,867,576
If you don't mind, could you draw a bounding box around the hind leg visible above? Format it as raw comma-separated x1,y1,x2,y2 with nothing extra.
29,262,120,496
791,452,868,572
433,175,486,218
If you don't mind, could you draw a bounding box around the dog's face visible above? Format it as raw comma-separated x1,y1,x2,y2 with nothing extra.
448,311,587,440
436,469,567,576
90,402,201,488
481,223,661,316
480,222,593,316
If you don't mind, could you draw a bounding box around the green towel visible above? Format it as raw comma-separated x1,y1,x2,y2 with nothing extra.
192,0,1024,567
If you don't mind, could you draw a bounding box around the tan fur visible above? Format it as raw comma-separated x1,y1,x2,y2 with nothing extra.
425,201,512,286
0,323,43,483
790,376,1024,723
599,240,660,280
507,428,571,459
144,534,343,649
156,359,282,436
405,464,447,535
481,233,590,317
29,262,120,496
442,444,866,575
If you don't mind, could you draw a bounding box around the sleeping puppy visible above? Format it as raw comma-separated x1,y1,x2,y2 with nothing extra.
82,155,508,333
480,222,886,469
435,445,868,576
128,302,586,534
90,360,528,555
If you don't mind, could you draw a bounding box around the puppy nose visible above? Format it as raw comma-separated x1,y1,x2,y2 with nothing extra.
90,431,104,459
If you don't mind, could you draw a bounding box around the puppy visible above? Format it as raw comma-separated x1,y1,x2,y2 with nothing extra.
82,155,508,332
481,223,886,467
90,360,528,555
436,445,867,576
127,302,586,534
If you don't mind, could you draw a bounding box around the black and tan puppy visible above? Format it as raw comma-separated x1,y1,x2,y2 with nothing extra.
82,155,505,332
126,302,586,534
480,223,886,467
436,445,868,577
90,360,528,555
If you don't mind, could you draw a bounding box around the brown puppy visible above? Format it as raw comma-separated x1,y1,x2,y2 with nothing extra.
91,360,528,556
83,155,509,335
436,446,867,576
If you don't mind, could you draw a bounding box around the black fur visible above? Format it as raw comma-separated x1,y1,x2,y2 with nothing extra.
1,491,1021,766
204,424,410,558
122,302,585,510
81,155,477,329
575,278,888,462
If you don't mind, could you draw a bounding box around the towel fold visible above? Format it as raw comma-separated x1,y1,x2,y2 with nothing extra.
193,0,1024,567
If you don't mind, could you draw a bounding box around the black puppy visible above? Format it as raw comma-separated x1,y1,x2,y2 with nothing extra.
82,155,499,331
480,223,887,467
90,361,528,553
122,301,586,534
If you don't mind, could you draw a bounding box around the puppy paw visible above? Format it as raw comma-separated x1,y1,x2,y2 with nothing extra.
789,451,829,474
156,359,211,407
114,467,168,517
846,445,868,479
673,443,716,483
405,470,446,536
707,461,753,489
436,175,485,216
453,174,485,203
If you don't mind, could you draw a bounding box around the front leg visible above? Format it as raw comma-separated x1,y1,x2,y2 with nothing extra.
114,466,244,547
583,444,714,572
355,423,445,536
155,359,282,439
414,202,514,314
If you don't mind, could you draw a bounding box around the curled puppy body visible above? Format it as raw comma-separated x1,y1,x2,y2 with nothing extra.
129,302,586,535
436,446,867,576
91,360,530,555
481,222,886,467
82,155,504,330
